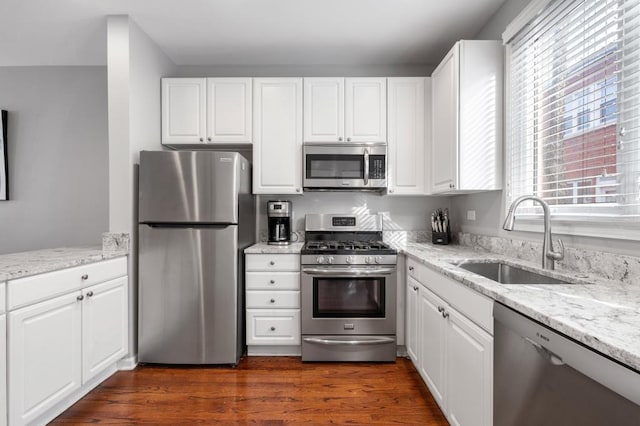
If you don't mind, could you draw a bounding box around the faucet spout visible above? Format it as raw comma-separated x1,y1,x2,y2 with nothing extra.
503,195,564,270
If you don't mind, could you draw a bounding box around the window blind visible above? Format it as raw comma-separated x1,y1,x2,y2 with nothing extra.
506,0,640,219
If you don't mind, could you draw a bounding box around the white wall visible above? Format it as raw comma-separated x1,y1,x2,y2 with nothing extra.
449,0,640,256
107,15,177,360
257,193,450,238
0,66,108,254
175,64,435,78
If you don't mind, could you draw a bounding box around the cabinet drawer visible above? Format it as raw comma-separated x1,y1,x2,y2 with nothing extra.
8,257,127,311
421,266,493,334
246,291,300,309
246,254,299,272
407,257,421,281
246,309,300,345
246,272,300,290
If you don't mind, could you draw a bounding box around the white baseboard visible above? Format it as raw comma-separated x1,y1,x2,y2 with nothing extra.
117,355,138,370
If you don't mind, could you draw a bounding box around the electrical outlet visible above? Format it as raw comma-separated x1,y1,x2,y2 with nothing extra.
467,210,476,221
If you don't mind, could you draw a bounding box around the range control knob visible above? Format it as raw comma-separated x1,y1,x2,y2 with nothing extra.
316,256,326,264
375,256,383,264
345,256,354,264
327,256,334,264
365,256,373,264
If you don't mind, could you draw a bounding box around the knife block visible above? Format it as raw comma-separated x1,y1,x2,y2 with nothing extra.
432,231,450,245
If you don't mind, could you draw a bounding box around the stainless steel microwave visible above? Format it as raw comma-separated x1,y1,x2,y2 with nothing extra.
303,144,387,191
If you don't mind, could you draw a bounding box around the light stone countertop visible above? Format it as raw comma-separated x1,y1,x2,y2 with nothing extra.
244,242,304,254
0,246,128,281
398,242,640,372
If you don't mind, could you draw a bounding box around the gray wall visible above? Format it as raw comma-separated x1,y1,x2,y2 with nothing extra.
0,66,108,254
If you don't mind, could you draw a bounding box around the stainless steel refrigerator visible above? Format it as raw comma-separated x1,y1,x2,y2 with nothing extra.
138,150,255,365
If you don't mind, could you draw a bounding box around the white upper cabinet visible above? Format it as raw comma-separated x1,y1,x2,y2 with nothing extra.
431,40,503,194
162,77,253,146
206,78,252,143
253,78,303,194
162,78,207,145
345,78,387,143
304,78,345,143
387,77,429,195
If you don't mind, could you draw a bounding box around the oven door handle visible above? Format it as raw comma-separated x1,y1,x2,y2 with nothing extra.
301,267,396,276
364,148,370,186
303,337,395,346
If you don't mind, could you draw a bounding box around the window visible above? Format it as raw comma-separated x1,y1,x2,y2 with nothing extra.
505,0,640,224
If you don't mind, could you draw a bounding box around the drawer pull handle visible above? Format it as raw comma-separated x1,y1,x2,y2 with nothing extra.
81,274,89,280
413,286,419,291
270,326,276,331
76,295,84,301
270,279,275,284
269,261,275,266
437,306,444,313
86,291,94,297
442,311,449,319
270,299,276,303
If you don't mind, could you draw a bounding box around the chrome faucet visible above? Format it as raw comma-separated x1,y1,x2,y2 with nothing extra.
503,195,564,270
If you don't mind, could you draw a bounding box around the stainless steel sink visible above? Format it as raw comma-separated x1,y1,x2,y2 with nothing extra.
453,261,572,285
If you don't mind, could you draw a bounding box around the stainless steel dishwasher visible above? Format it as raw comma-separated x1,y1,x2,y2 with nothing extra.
494,302,640,425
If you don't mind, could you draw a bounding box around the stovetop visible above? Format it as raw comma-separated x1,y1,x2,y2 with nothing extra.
302,239,396,256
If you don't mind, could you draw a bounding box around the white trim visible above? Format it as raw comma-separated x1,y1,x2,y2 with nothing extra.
247,345,301,356
117,355,138,370
502,0,556,44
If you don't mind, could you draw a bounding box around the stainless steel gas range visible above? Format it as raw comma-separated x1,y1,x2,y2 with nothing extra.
301,213,397,362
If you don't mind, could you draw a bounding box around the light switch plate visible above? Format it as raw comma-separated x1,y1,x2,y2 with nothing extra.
467,210,476,221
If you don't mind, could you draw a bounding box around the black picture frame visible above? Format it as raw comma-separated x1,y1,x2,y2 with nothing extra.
0,110,7,201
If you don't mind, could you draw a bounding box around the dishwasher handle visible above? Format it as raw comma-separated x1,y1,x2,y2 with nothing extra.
525,337,565,366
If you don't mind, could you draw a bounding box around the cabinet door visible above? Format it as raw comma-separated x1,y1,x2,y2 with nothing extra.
0,314,6,426
82,277,128,383
206,78,252,143
345,78,387,143
161,78,207,145
304,78,344,143
405,277,420,365
253,78,303,194
388,77,426,195
446,308,493,426
418,285,447,413
431,45,459,193
9,292,82,426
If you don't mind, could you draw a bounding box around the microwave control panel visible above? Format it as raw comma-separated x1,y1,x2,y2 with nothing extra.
369,156,386,179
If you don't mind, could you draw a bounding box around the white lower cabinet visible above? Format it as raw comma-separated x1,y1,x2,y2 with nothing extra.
405,277,420,364
245,253,301,355
7,257,128,426
9,292,82,425
82,277,128,383
406,256,493,426
0,313,7,426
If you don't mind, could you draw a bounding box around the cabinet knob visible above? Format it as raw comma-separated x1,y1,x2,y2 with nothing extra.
437,306,444,313
199,137,204,142
270,279,275,284
409,266,414,271
413,286,419,291
449,183,455,189
86,291,94,297
269,261,275,266
81,274,89,280
338,137,343,141
347,137,351,142
296,188,301,193
270,299,276,304
389,188,394,193
270,326,276,331
207,137,212,142
442,311,449,319
76,295,84,301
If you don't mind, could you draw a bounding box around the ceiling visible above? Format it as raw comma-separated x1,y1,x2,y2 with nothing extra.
0,0,505,67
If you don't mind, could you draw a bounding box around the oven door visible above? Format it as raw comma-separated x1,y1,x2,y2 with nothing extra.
303,145,386,190
301,266,397,335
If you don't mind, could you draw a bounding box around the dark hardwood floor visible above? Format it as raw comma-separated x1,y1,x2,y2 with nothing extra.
53,357,448,425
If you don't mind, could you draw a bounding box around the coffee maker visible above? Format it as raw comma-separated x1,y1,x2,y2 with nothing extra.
267,201,292,245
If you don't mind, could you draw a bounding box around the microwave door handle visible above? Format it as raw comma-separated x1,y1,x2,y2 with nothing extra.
364,148,369,186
